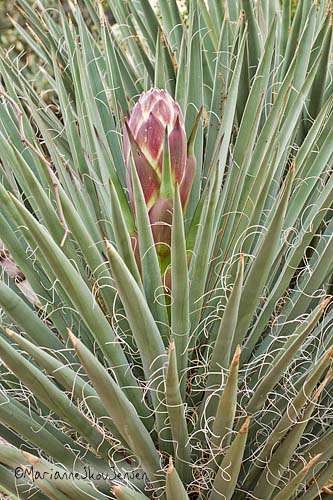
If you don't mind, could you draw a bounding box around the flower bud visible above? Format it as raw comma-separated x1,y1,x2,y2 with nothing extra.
123,88,199,257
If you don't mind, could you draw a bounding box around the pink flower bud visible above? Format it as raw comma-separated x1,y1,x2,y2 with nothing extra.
123,89,188,209
123,88,198,258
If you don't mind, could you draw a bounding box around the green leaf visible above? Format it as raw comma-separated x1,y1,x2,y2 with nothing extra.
211,346,241,450
166,457,190,500
0,335,110,460
242,345,333,491
243,170,333,361
155,30,165,89
185,7,204,218
270,454,322,500
175,33,187,110
307,19,333,125
171,186,190,398
109,179,142,288
253,376,330,499
209,418,250,500
166,341,191,483
300,458,333,500
203,18,230,173
209,255,244,372
114,485,150,500
8,193,148,417
68,331,161,483
279,0,290,54
223,17,276,237
130,157,169,337
189,169,220,344
102,21,128,116
280,0,303,79
245,298,330,416
105,241,171,448
0,281,65,353
0,391,78,469
234,163,294,348
4,328,124,444
105,240,166,379
241,0,263,78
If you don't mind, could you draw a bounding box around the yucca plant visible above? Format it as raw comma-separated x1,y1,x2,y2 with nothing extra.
0,0,333,499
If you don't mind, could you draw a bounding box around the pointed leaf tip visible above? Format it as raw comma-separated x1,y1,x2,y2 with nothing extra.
325,345,333,362
304,454,322,472
104,238,114,253
240,417,251,433
169,339,175,352
321,296,333,311
21,451,40,465
232,345,241,365
188,106,204,154
313,373,332,401
167,455,174,473
3,327,14,337
67,328,78,347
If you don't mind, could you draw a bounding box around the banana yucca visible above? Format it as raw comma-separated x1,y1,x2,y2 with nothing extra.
0,1,333,499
